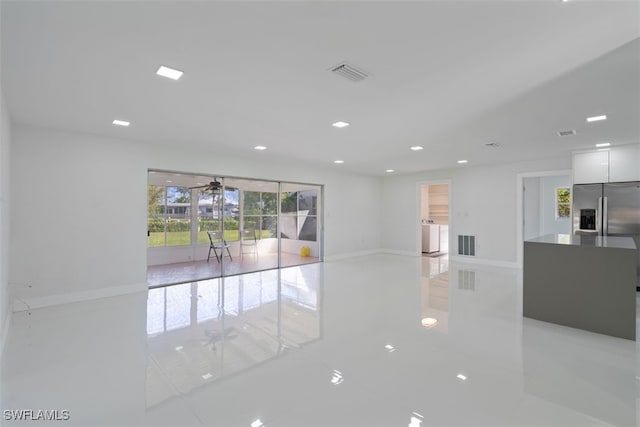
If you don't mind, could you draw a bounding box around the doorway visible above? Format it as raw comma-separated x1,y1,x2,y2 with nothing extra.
517,170,572,267
419,182,450,258
523,175,572,241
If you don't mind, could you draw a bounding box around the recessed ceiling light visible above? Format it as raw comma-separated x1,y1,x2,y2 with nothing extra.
595,142,610,147
334,160,344,164
156,65,184,80
456,374,468,381
586,115,607,123
201,373,213,380
457,160,468,164
112,119,130,127
386,169,395,173
410,146,424,151
332,121,350,128
250,420,265,427
254,145,267,150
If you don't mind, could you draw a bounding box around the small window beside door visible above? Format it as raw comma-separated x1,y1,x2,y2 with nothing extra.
556,187,571,219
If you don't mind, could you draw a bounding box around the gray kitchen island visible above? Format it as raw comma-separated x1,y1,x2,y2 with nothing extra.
523,234,637,340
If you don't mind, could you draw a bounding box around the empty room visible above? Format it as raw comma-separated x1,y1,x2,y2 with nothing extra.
1,1,639,426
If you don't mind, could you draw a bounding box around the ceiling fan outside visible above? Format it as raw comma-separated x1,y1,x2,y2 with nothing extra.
189,178,222,192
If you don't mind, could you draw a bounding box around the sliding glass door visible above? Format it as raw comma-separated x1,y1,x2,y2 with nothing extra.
147,171,323,286
220,178,279,275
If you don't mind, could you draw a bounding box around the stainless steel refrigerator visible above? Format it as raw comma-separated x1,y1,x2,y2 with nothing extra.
572,182,640,288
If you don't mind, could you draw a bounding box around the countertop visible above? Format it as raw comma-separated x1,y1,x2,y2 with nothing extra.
526,234,637,250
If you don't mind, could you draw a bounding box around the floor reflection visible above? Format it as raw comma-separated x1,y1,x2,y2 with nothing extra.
146,265,322,408
457,269,476,291
2,255,637,426
522,310,638,426
421,256,449,333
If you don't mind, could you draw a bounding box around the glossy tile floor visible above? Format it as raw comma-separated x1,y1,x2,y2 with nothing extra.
147,253,320,287
2,254,639,426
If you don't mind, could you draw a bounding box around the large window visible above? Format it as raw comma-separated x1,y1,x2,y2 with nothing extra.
242,191,278,239
196,187,240,244
281,189,318,241
197,189,219,244
148,185,192,247
223,187,240,242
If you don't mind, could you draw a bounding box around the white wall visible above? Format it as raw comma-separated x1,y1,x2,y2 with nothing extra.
381,156,572,265
0,0,12,353
523,177,541,240
9,125,382,305
0,81,11,352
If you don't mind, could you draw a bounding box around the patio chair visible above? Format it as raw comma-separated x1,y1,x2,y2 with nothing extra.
207,231,232,263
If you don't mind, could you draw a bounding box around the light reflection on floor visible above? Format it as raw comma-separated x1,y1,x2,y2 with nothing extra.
2,255,638,426
146,266,322,408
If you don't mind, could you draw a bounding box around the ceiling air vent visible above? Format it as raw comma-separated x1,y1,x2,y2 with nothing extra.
329,62,369,82
558,130,576,137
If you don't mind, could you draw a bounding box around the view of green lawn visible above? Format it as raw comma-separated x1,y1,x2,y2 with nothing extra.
148,230,273,247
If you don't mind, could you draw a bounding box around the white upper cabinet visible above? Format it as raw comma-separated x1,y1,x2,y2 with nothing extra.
609,144,640,182
573,150,609,184
573,144,640,184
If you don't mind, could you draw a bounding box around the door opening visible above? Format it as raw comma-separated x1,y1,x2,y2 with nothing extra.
517,170,572,267
419,182,449,258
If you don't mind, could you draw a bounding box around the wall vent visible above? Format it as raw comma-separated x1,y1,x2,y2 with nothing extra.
329,62,369,82
458,235,476,256
557,130,576,137
458,270,476,290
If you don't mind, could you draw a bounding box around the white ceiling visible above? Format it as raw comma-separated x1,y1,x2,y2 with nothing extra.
2,1,639,176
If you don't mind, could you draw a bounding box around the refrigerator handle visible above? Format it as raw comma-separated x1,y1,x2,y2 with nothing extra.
602,196,608,236
597,197,603,236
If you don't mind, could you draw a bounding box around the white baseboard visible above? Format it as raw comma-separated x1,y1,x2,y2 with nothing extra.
12,282,148,312
325,249,382,261
380,248,421,257
448,255,520,269
0,309,12,362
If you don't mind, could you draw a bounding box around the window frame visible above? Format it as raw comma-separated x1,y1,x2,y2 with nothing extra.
148,185,193,247
555,186,571,220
